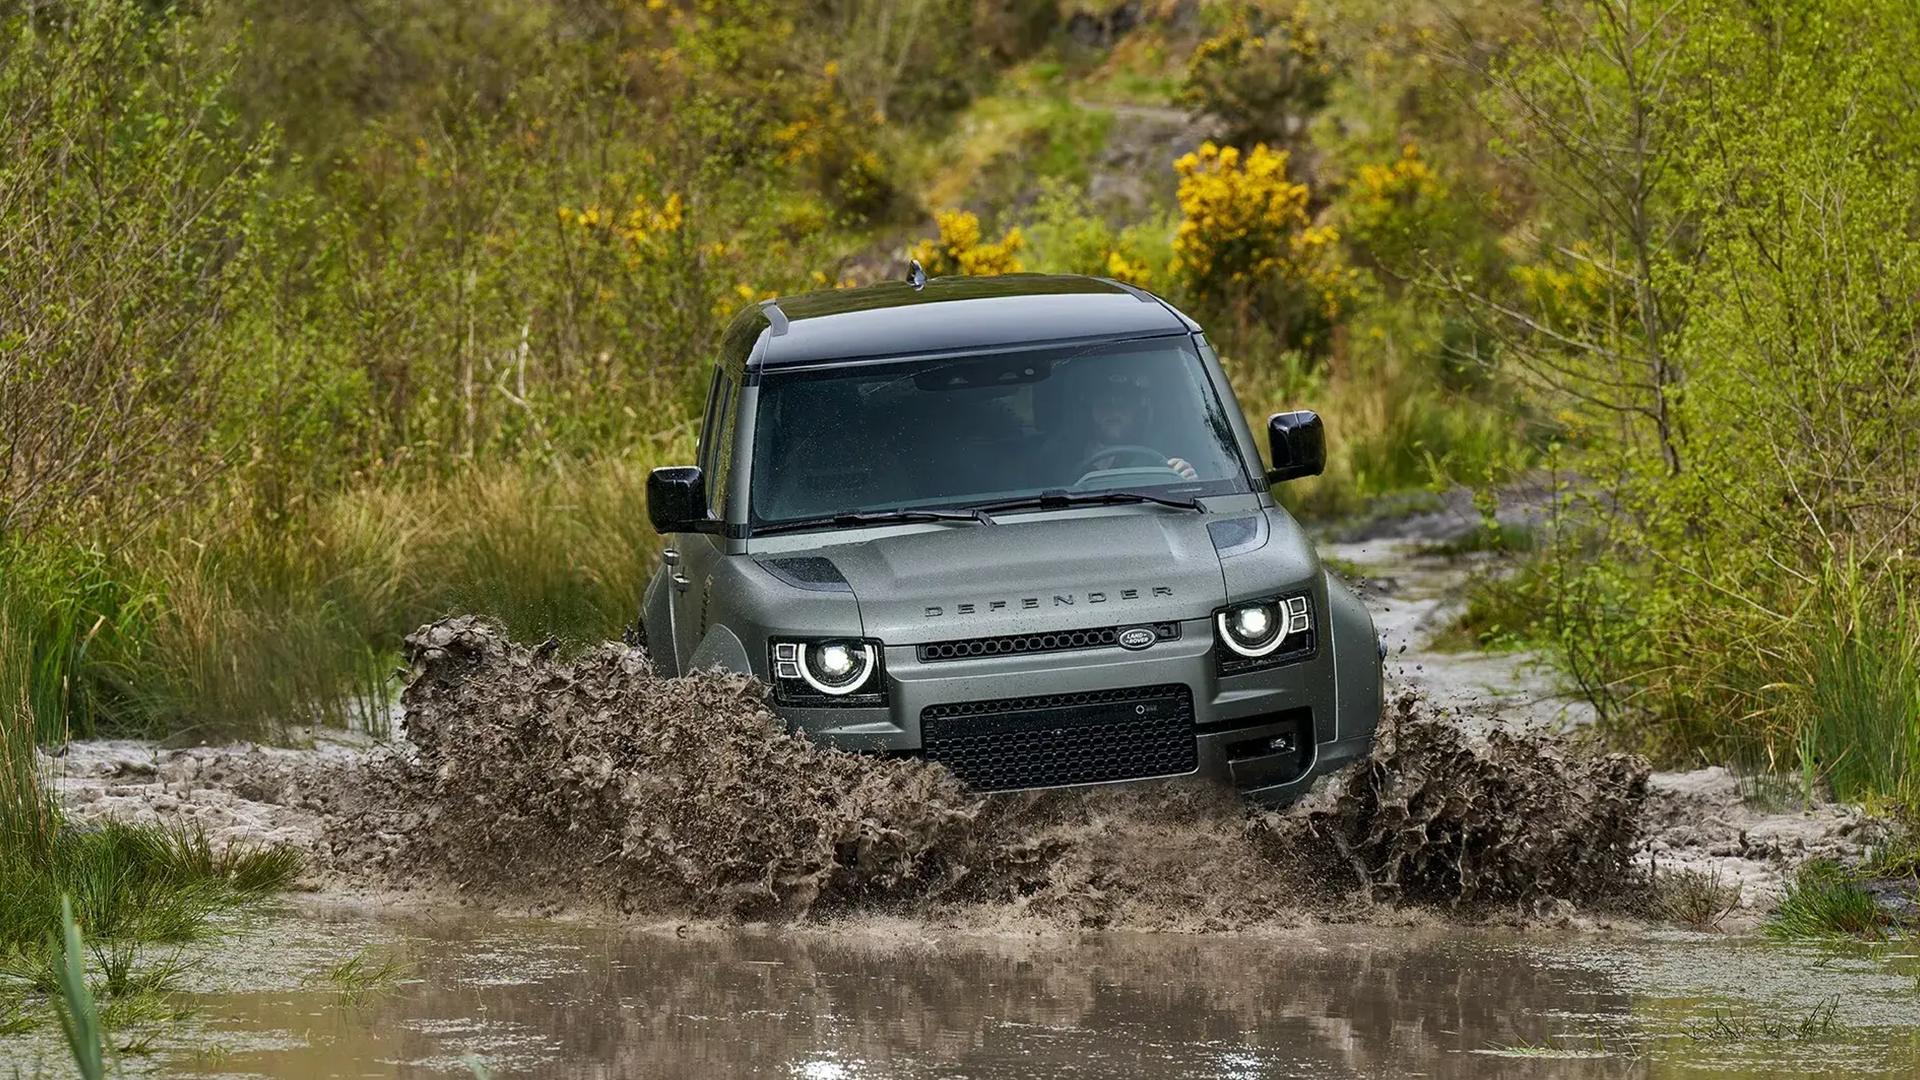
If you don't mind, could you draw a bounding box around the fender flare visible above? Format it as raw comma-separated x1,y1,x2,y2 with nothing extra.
686,624,754,676
1324,570,1383,742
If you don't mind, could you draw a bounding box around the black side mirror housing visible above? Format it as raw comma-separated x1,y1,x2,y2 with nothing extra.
647,466,713,534
1266,411,1326,484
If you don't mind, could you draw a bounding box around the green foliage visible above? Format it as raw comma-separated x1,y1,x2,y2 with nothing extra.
0,618,58,864
0,543,158,741
1649,867,1741,932
317,947,413,1004
1022,179,1171,285
0,0,278,540
1454,0,1920,803
2,637,297,1042
1,821,300,959
1797,571,1920,810
55,899,105,1080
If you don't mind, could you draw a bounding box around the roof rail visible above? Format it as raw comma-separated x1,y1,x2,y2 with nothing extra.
906,259,928,290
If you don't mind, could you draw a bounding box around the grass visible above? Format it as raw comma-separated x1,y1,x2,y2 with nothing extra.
1425,571,1544,655
9,451,679,745
1680,996,1840,1043
55,898,106,1080
1765,861,1906,941
1650,868,1743,932
0,540,160,743
316,947,413,1004
1417,521,1536,558
0,821,303,963
1795,572,1920,811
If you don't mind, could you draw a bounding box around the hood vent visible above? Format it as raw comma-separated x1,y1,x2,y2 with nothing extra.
757,556,852,593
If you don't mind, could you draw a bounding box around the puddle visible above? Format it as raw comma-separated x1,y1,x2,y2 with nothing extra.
7,902,1917,1078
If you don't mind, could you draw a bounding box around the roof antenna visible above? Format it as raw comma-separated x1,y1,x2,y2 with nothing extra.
906,259,927,290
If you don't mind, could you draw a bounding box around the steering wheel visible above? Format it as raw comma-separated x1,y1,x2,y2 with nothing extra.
1072,444,1171,476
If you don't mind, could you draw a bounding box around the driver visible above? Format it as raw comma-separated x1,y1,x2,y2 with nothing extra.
1072,369,1200,482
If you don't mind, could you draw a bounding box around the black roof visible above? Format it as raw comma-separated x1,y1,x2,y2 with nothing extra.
739,274,1197,369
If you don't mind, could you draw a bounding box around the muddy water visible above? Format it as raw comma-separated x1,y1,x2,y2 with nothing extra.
16,902,1918,1078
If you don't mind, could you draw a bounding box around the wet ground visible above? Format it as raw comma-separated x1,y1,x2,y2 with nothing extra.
8,902,1920,1077
15,502,1914,1076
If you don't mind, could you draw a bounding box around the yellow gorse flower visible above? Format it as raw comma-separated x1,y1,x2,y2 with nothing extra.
1171,142,1352,316
557,191,685,268
910,209,1025,276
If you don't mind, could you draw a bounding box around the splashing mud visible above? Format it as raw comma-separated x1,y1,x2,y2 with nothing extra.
308,618,1650,928
1283,692,1650,908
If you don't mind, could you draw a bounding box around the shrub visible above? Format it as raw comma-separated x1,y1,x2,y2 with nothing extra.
1021,180,1171,287
0,1,275,539
1336,143,1455,282
1178,2,1333,151
1171,142,1355,347
911,209,1027,276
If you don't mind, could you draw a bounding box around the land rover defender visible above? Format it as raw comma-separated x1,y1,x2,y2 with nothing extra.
639,271,1381,804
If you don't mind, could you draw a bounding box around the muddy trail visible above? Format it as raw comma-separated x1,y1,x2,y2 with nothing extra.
45,504,1895,934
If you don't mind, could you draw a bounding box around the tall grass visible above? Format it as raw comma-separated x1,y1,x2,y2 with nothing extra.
1,613,58,867
9,450,683,744
1796,567,1920,811
1218,311,1535,518
2,647,300,1028
0,543,158,742
54,897,106,1080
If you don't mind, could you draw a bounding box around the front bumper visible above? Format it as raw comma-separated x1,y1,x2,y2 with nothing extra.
776,613,1379,805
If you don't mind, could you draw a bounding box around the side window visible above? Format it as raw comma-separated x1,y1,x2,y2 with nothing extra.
707,375,739,518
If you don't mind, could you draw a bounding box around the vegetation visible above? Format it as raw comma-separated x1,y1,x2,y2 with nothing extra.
0,0,1913,824
1445,0,1920,812
1766,841,1920,940
316,947,414,1005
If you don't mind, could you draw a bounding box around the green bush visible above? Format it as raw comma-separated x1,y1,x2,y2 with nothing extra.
1455,0,1920,804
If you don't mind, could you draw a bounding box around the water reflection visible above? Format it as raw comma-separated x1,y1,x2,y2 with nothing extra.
83,909,1920,1078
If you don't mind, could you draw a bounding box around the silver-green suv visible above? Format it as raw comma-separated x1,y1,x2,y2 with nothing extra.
639,272,1381,804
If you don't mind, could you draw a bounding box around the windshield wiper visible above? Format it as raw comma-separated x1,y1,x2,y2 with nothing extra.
967,489,1204,516
754,507,996,535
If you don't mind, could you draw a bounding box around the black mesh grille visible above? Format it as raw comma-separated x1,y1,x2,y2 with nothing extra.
921,684,1197,790
916,622,1178,663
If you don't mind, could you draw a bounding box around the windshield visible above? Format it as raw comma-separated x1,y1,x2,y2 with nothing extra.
747,337,1253,530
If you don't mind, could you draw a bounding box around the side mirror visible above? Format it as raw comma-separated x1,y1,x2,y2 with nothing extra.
1266,411,1326,484
647,466,712,534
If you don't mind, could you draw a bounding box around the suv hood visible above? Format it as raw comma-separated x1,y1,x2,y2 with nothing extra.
804,511,1227,644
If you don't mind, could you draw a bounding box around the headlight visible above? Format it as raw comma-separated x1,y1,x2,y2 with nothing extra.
772,639,880,698
1216,595,1311,659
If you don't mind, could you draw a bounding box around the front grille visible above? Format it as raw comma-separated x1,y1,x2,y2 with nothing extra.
921,684,1197,790
916,622,1179,663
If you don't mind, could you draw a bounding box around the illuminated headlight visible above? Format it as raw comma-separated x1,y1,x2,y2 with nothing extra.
772,639,879,696
1216,596,1311,658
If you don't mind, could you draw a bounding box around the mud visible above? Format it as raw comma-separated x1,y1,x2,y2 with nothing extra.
248,617,1644,929
1280,692,1648,909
